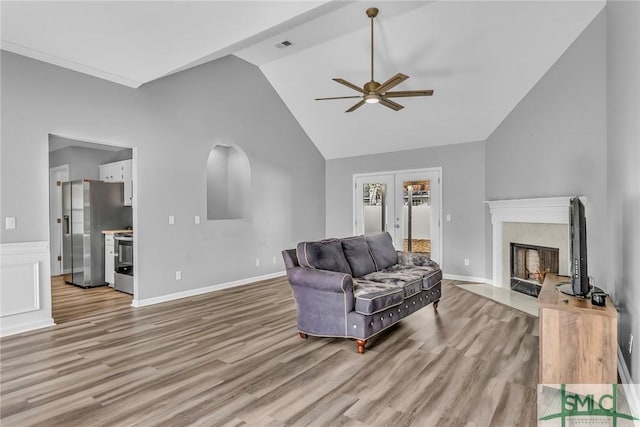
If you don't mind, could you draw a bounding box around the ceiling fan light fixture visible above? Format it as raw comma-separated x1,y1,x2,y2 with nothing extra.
364,94,380,104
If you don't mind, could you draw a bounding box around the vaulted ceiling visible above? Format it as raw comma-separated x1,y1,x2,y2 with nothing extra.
1,1,605,159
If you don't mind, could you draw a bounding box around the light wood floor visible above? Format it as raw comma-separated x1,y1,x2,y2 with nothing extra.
52,275,133,324
1,278,538,426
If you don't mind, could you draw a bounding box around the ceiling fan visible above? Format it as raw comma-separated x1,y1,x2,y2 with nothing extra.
315,7,434,112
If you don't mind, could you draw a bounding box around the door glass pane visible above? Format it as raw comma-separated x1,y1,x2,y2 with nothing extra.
402,180,431,254
362,183,387,233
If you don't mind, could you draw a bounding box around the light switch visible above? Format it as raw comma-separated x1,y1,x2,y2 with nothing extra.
194,215,200,224
168,215,175,225
446,214,451,222
5,217,16,229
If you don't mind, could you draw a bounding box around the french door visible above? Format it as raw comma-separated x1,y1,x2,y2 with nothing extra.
354,168,441,264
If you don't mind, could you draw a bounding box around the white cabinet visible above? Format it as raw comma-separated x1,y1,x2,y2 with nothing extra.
99,160,133,206
122,159,132,206
105,234,115,286
99,162,124,182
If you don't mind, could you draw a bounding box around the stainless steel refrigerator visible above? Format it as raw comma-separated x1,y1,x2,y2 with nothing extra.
62,180,131,288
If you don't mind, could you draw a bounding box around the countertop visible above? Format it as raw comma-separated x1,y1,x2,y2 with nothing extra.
102,230,133,235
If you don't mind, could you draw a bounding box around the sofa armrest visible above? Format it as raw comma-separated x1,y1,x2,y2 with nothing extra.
396,251,441,269
286,267,353,295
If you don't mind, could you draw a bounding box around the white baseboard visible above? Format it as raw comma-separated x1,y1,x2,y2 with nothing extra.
1,318,55,337
443,273,493,285
131,271,286,308
618,346,640,425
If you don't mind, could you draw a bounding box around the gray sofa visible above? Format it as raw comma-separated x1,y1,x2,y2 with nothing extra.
282,232,442,354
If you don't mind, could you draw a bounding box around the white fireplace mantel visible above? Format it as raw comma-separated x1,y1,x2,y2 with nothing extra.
486,197,578,287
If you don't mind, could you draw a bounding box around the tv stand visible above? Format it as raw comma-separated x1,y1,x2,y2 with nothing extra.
538,274,617,384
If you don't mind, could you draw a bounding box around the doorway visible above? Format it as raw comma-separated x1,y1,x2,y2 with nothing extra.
354,168,442,264
49,165,69,276
48,135,135,323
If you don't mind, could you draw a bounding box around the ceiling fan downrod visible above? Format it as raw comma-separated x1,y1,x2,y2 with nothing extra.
367,7,378,85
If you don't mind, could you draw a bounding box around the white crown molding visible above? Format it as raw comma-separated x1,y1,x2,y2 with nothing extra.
1,41,142,89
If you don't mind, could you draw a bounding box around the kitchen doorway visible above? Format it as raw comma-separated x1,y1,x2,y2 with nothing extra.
48,134,135,323
354,168,442,264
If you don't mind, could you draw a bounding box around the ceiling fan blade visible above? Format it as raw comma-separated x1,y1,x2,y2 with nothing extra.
333,78,365,94
375,73,409,94
379,97,404,111
315,96,363,101
345,100,366,113
384,90,434,97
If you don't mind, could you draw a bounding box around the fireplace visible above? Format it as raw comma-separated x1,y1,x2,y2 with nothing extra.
510,243,559,297
486,197,574,288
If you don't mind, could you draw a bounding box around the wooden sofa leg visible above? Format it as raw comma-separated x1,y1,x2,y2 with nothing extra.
355,339,367,354
433,300,439,311
299,332,308,339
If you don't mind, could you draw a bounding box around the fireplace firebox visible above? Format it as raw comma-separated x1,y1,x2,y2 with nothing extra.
510,242,559,297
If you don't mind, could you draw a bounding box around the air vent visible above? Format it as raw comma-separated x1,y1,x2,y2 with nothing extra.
275,40,294,49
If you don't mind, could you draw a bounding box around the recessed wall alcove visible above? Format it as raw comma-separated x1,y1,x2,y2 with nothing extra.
206,144,251,220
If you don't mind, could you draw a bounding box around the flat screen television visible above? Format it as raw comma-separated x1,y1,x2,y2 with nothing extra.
558,196,590,297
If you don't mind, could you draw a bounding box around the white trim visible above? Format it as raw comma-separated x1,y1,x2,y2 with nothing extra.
1,241,54,337
618,346,640,425
131,271,286,308
0,262,40,316
1,41,143,89
0,318,56,337
443,273,492,284
485,196,576,288
0,241,50,255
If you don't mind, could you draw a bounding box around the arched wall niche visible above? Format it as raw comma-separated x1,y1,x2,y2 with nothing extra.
206,143,251,220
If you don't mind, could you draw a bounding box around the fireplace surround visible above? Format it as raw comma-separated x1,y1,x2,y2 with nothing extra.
486,197,573,288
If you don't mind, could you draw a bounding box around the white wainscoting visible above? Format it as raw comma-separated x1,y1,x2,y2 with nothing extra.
0,241,55,336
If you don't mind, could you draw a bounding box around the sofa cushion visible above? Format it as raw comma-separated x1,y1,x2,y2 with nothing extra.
341,235,377,278
296,239,352,275
353,279,404,315
362,270,423,299
365,232,398,271
383,264,443,291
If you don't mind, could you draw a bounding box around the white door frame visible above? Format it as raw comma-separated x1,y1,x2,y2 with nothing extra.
49,164,69,276
47,133,138,303
353,167,443,265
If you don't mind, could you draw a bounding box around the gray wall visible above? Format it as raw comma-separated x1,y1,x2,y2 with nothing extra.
485,11,608,286
1,52,325,301
326,141,486,277
49,143,132,182
606,1,640,380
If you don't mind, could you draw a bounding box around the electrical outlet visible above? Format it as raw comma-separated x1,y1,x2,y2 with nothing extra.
5,217,16,230
175,270,182,280
256,258,260,267
273,256,277,264
629,334,634,354
464,258,470,266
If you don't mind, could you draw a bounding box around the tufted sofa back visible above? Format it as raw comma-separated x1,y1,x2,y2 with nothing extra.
295,232,398,278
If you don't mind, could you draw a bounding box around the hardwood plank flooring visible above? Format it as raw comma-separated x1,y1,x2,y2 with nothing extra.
52,275,133,324
1,278,538,426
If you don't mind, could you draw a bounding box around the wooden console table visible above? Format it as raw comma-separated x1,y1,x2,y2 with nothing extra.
538,274,617,384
